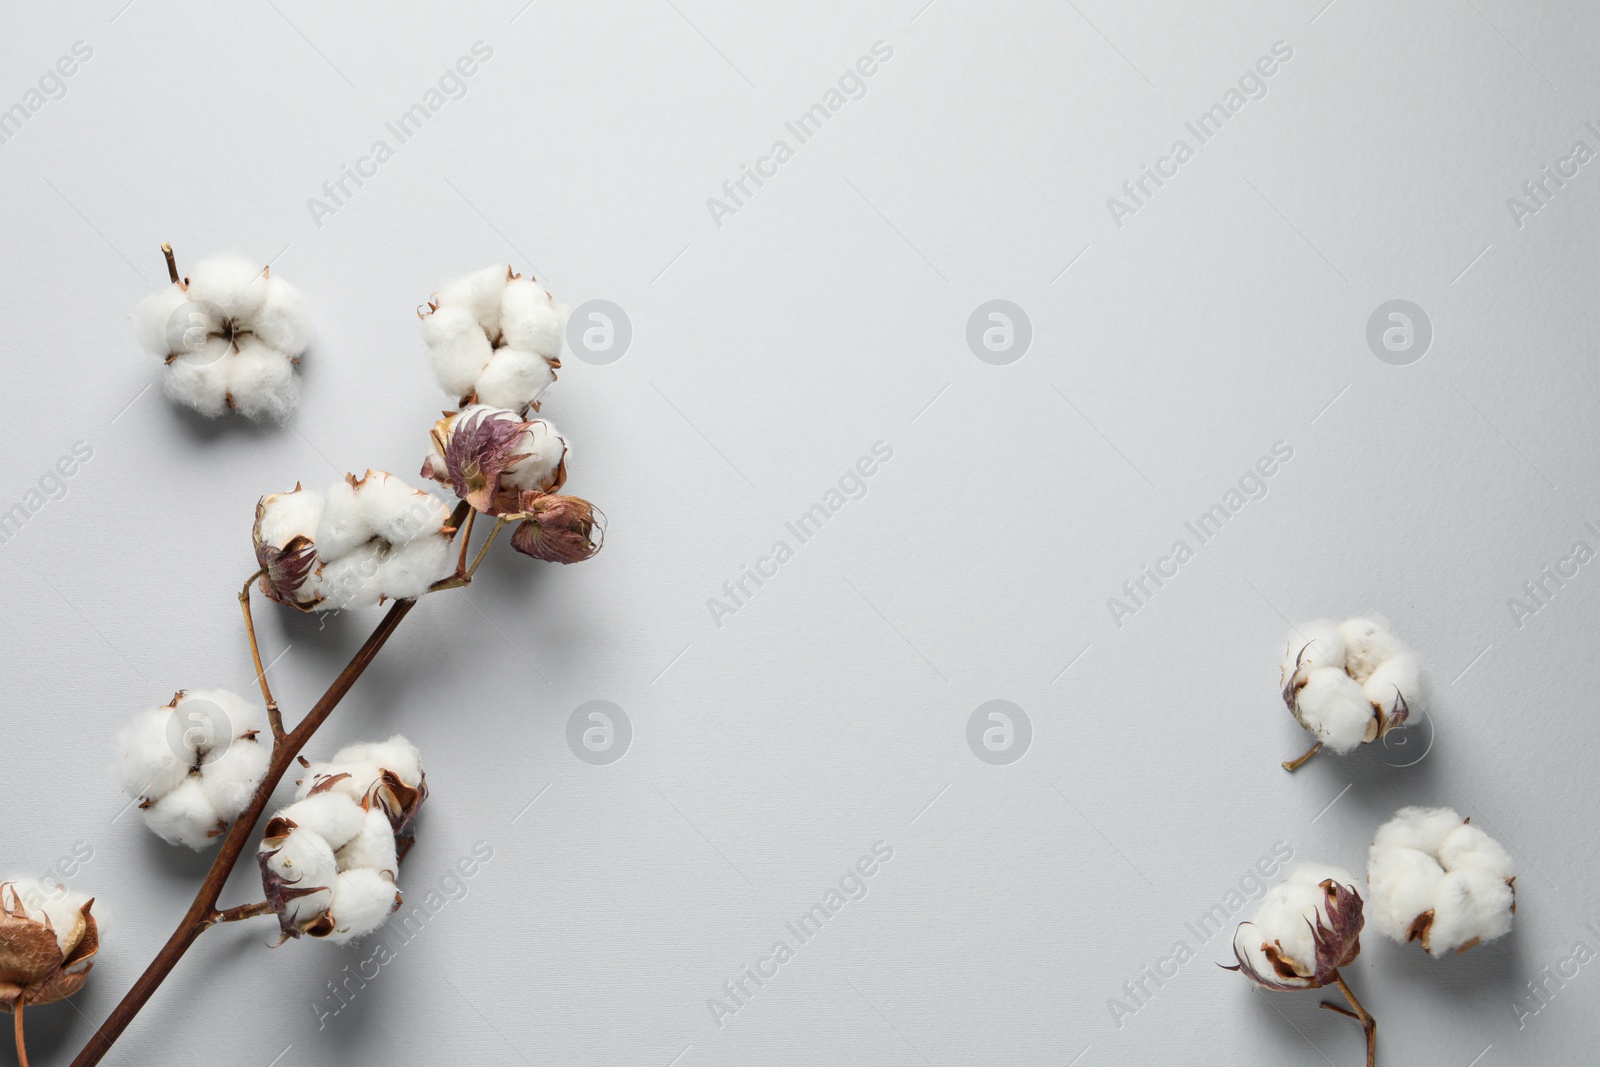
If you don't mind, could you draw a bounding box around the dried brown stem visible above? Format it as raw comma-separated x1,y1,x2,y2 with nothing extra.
205,902,275,927
13,1002,28,1067
453,509,477,576
465,517,508,578
68,502,472,1067
161,243,179,285
239,569,283,740
1328,971,1376,1067
1281,740,1323,772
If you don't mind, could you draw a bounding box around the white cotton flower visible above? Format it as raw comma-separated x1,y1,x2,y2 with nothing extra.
277,793,367,852
326,869,401,945
261,737,424,943
1229,863,1364,990
134,251,312,422
253,472,455,613
162,349,231,418
226,336,300,422
1362,652,1426,721
1366,807,1516,955
1278,615,1429,769
475,347,557,411
114,689,269,850
420,265,563,412
438,264,510,338
335,808,400,875
419,304,494,397
1338,617,1412,683
1290,667,1373,753
500,278,565,357
142,777,225,850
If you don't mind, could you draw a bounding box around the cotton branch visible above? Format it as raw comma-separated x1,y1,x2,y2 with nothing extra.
68,501,472,1067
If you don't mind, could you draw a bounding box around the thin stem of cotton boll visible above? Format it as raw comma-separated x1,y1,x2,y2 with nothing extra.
453,509,477,575
1325,972,1375,1067
14,1002,29,1067
239,569,284,741
1282,740,1323,772
161,242,179,285
206,902,275,926
466,518,509,578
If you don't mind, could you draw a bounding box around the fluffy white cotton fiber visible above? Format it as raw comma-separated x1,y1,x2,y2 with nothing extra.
253,472,454,613
421,265,565,412
1279,616,1429,762
261,736,425,943
1367,807,1515,955
114,690,269,850
134,253,311,422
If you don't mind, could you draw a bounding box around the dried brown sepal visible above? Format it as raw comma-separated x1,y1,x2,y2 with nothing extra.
306,772,352,797
1406,908,1435,953
445,410,533,514
369,770,428,837
509,492,604,564
1374,689,1411,737
0,887,100,1010
1281,641,1313,710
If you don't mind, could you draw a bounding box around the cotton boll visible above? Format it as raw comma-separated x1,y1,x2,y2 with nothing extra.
163,353,230,417
1366,844,1445,942
420,305,495,396
503,419,568,492
1280,620,1345,685
134,283,190,355
335,737,423,789
1439,824,1515,880
1238,863,1359,979
474,346,556,410
315,478,376,562
115,705,192,799
1373,807,1464,855
256,488,324,549
325,869,400,944
500,279,563,357
142,776,224,849
277,793,367,852
1428,869,1515,954
1293,667,1374,753
437,264,510,339
1363,652,1426,719
186,255,268,320
253,274,312,356
199,736,269,821
226,336,299,422
356,471,449,545
318,542,387,610
335,808,399,875
378,534,452,599
1339,617,1411,683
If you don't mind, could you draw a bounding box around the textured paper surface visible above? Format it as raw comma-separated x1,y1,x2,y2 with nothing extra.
2,1,1597,1064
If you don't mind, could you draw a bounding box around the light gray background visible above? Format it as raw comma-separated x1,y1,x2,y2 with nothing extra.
2,1,1597,1064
